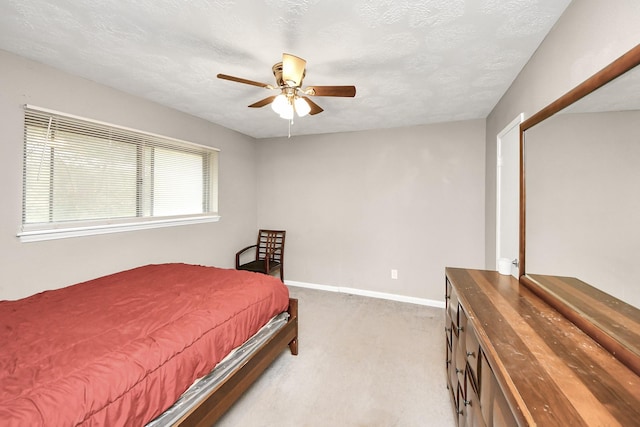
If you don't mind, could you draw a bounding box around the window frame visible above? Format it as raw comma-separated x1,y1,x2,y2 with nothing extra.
18,105,220,243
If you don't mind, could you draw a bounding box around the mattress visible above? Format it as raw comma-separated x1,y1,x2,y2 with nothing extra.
147,311,290,426
0,263,289,426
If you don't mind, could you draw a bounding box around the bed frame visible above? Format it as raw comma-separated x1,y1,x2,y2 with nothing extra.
173,298,298,426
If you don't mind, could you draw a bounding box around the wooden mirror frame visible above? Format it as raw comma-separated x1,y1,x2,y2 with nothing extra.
517,43,640,375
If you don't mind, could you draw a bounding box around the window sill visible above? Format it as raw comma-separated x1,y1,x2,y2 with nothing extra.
17,215,221,243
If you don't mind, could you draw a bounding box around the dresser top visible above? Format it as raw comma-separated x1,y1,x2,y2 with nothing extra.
446,267,640,427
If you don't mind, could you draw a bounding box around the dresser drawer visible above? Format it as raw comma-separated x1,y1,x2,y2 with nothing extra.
448,337,459,391
479,349,494,426
446,335,454,391
465,323,480,387
492,386,517,427
478,345,517,427
454,340,467,382
464,370,486,427
447,282,460,332
456,382,465,425
457,305,468,337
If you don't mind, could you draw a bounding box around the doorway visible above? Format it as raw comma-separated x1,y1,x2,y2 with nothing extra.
496,114,523,277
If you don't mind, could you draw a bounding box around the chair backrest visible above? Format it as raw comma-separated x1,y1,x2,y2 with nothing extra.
256,230,286,263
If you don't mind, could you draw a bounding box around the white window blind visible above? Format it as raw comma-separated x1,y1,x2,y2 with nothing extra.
20,105,219,241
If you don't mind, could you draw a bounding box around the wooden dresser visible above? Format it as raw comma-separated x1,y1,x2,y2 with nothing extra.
445,267,640,427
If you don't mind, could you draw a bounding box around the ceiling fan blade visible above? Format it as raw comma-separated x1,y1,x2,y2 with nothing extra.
282,53,306,87
305,85,356,97
248,96,277,108
217,73,272,88
302,96,324,115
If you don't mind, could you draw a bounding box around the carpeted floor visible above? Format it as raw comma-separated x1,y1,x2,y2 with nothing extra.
215,286,456,427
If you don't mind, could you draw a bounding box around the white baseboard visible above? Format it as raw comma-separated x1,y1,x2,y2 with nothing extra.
285,280,445,309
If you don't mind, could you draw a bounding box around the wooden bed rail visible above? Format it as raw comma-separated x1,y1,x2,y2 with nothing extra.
175,298,299,427
287,298,299,355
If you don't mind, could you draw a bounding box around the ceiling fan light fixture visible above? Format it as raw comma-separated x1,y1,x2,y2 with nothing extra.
271,94,288,115
279,104,294,120
217,53,356,122
272,94,294,119
294,96,311,117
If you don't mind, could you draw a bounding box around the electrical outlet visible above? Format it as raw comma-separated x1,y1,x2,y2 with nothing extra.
391,269,398,279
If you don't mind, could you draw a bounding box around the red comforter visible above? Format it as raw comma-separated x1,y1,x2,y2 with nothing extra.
0,263,289,426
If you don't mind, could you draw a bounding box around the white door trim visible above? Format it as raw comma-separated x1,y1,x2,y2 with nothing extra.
496,113,524,270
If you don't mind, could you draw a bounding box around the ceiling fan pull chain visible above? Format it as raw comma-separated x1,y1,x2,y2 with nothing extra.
288,118,292,138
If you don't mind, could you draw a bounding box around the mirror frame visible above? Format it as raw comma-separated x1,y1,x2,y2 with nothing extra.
518,43,640,278
517,43,640,375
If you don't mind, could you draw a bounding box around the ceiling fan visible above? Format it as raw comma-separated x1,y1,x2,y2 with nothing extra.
217,53,356,120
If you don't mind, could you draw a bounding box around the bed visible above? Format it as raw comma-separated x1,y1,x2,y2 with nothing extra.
0,263,299,426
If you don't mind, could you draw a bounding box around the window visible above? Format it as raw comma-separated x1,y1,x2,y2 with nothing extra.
19,106,219,242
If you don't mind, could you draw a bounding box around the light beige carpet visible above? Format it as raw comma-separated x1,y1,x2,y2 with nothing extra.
215,286,456,427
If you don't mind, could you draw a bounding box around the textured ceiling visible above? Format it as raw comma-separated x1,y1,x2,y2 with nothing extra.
0,0,571,139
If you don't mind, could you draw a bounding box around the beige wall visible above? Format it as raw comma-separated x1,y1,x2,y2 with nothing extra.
485,1,640,269
7,1,637,305
256,121,486,303
0,48,485,305
0,50,259,300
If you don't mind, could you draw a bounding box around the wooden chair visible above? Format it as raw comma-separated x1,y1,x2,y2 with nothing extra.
235,230,286,281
